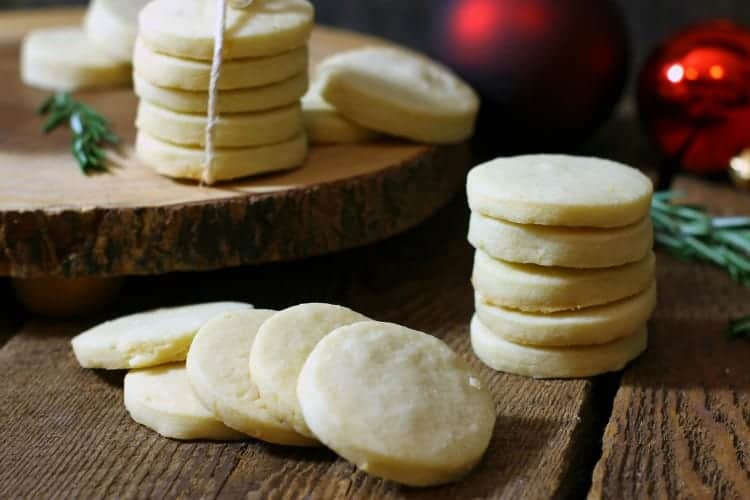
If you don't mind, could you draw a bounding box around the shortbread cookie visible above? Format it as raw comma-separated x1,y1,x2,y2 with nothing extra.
471,316,648,378
134,72,308,114
133,39,308,91
475,281,656,346
136,100,303,148
136,130,307,182
124,363,245,440
297,321,495,487
84,0,150,62
71,302,251,369
139,0,314,60
469,212,654,268
467,155,654,228
302,80,378,144
318,47,479,143
21,26,131,91
186,309,317,446
472,250,655,313
250,304,368,438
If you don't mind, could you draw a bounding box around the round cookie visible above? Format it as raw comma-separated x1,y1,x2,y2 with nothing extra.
84,0,150,62
134,72,308,114
250,303,369,438
135,130,307,182
71,302,252,369
317,47,479,144
475,281,656,347
467,155,654,228
133,39,308,91
297,321,496,487
468,212,654,268
124,363,245,440
471,316,648,378
136,100,302,148
472,250,655,313
21,26,131,91
302,80,378,144
186,309,317,446
138,0,314,60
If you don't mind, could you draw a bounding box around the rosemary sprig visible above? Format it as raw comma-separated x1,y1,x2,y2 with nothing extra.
652,191,750,338
38,92,119,174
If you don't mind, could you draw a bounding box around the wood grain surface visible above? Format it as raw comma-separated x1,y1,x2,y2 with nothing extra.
0,10,465,278
0,196,599,500
589,177,750,499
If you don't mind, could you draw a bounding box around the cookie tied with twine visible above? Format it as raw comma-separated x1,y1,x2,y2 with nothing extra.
203,0,254,185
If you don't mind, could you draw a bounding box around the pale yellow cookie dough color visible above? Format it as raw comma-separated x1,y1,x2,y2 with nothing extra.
472,250,655,313
21,27,131,91
84,0,150,62
302,79,378,144
138,0,314,60
133,72,308,114
318,47,479,143
475,280,656,347
297,321,496,487
467,155,654,228
71,302,252,369
124,363,245,440
186,309,317,446
136,131,307,182
469,212,654,268
136,100,303,148
250,303,368,438
471,316,648,379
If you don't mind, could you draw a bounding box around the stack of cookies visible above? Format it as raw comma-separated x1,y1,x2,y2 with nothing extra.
466,155,656,379
132,0,314,182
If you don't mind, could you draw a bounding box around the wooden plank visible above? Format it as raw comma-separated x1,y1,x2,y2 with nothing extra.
0,197,599,499
589,176,750,499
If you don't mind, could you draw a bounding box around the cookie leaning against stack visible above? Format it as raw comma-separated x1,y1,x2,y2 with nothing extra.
133,0,314,182
466,155,656,378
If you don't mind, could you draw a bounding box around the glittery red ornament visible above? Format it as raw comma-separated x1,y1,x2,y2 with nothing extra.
638,21,750,175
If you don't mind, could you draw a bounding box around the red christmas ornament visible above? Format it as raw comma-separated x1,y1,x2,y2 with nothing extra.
638,21,750,175
430,0,629,155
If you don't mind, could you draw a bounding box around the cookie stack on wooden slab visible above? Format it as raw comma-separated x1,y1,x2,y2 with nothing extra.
466,155,656,378
132,0,313,182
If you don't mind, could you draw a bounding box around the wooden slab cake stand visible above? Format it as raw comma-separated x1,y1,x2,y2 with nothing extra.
0,9,468,280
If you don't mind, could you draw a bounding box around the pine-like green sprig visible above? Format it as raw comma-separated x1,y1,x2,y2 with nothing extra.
652,191,750,338
38,92,119,174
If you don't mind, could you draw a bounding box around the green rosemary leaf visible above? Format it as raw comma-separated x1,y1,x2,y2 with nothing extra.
728,316,750,339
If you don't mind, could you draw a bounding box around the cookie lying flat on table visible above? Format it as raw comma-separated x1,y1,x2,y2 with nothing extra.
133,39,308,91
302,79,378,144
471,316,648,378
136,130,307,182
134,72,308,114
297,321,495,487
138,0,314,60
71,302,252,369
472,250,655,313
187,309,317,446
475,281,656,347
250,303,368,438
469,212,654,269
84,0,150,62
317,47,479,143
125,363,245,441
21,26,131,91
136,100,303,148
467,155,654,228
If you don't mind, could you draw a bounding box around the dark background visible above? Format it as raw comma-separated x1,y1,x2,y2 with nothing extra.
2,0,750,92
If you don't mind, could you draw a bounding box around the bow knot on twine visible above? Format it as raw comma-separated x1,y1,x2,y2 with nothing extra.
203,0,254,185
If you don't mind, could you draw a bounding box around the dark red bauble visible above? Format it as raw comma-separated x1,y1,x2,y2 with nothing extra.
638,21,750,175
430,0,629,155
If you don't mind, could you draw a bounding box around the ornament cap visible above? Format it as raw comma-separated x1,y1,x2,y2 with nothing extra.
730,149,750,190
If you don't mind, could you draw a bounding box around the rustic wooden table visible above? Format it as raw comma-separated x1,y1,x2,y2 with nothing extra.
2,8,750,500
